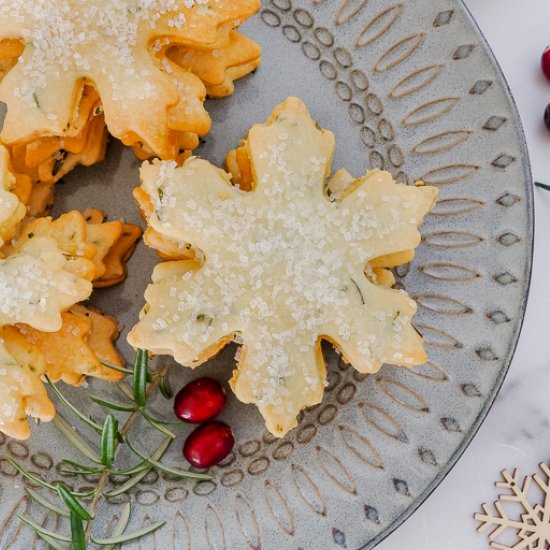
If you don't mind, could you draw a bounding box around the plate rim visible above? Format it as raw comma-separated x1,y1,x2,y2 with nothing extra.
360,1,534,548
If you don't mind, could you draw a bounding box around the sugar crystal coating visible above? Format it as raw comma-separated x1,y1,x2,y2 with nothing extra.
129,97,438,436
0,0,259,155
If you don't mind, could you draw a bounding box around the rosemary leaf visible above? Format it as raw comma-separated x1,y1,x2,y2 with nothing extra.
100,415,118,469
139,413,184,427
24,488,70,518
91,521,165,546
102,503,132,550
59,469,90,478
141,412,176,439
116,381,134,401
57,484,94,521
133,349,149,406
61,460,103,474
110,461,149,476
10,459,92,497
535,181,550,191
159,375,173,399
103,467,149,498
16,514,71,542
52,415,101,464
104,437,172,498
46,377,102,433
9,458,60,493
70,512,86,550
100,361,134,375
90,395,136,413
34,531,69,550
126,437,211,481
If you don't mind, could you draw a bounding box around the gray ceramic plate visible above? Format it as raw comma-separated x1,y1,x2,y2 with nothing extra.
0,0,533,549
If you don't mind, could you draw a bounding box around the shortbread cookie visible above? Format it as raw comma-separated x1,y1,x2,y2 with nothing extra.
129,97,438,437
0,1,260,191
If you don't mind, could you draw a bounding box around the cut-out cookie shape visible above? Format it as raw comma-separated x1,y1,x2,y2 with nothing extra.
0,338,54,440
0,0,261,210
129,97,438,436
0,146,25,249
0,305,124,440
0,236,92,332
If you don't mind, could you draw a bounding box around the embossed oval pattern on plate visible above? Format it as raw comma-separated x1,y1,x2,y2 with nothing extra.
402,97,460,125
235,494,262,550
413,130,473,155
430,197,485,217
413,293,473,315
356,4,404,48
389,64,444,98
204,504,227,550
316,445,357,495
339,424,384,469
172,511,192,550
264,480,296,536
422,230,483,248
359,402,409,443
0,498,28,550
376,376,430,413
374,33,425,72
291,464,327,516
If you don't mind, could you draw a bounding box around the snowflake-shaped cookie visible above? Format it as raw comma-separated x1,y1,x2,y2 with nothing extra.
0,209,133,439
167,30,262,98
0,304,124,440
0,146,25,250
0,337,54,441
0,236,93,332
129,97,438,436
0,0,260,157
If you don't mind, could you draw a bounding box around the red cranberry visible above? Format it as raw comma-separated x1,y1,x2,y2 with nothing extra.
174,377,226,423
542,46,550,81
183,421,234,468
545,103,550,132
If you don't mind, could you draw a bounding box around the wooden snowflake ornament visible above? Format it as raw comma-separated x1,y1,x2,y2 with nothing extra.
476,463,550,549
129,97,438,437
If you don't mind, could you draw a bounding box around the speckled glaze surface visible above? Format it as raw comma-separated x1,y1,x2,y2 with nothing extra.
0,1,533,549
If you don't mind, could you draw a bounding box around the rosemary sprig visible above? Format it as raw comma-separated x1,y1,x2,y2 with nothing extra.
100,361,134,375
8,458,94,497
34,532,68,550
126,437,211,480
52,415,101,464
141,411,176,439
83,353,168,544
61,459,103,474
57,484,93,521
24,488,70,518
100,415,118,468
16,514,71,542
91,521,165,546
70,512,86,550
90,395,136,412
133,349,149,406
46,376,102,433
116,381,135,401
103,503,131,550
159,373,173,399
12,349,209,548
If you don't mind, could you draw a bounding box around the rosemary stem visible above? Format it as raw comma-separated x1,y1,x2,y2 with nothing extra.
84,366,169,544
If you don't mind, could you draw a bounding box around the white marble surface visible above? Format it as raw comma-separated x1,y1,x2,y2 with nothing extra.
378,1,550,548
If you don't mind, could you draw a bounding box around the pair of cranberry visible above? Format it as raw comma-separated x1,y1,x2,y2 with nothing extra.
174,377,234,469
542,47,550,130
